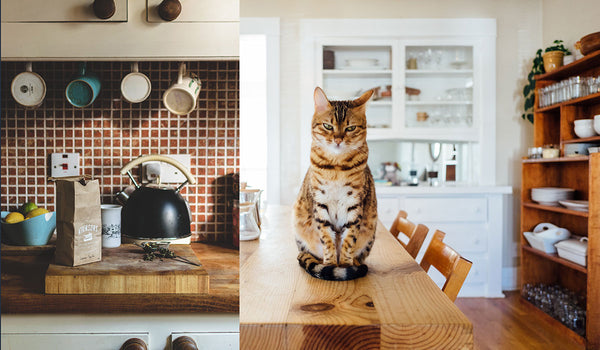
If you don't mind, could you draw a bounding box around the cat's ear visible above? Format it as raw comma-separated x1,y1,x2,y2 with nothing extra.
314,87,331,113
352,90,374,107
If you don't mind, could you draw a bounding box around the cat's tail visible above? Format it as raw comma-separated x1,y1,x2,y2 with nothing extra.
297,252,368,281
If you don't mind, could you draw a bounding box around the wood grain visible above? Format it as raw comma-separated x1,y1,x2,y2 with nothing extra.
588,152,600,348
45,244,209,294
240,206,473,349
1,242,238,313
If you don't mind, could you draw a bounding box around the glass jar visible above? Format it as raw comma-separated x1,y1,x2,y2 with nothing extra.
240,202,261,241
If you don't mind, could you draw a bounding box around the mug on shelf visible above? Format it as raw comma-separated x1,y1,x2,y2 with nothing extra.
11,62,46,109
163,62,201,115
65,62,101,108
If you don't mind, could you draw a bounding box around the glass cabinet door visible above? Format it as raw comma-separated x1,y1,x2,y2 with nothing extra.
403,45,475,137
319,44,395,130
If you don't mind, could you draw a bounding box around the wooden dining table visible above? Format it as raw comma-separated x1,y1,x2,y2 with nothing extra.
240,206,473,350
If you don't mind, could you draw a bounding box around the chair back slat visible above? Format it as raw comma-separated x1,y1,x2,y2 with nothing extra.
389,210,429,259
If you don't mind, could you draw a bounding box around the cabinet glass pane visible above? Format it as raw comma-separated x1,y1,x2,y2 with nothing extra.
322,45,393,129
405,45,473,128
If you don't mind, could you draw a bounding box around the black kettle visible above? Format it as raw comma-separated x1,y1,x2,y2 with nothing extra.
119,155,196,241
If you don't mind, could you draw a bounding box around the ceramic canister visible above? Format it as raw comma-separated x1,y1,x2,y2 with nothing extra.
121,62,152,103
65,62,101,108
11,62,46,108
163,63,201,115
101,204,122,248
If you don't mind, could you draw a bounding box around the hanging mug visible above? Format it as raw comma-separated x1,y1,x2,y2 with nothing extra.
65,62,101,108
121,62,152,103
163,63,201,115
11,62,46,109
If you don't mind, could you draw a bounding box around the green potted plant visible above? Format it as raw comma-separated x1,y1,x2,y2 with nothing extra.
522,49,544,123
542,40,571,73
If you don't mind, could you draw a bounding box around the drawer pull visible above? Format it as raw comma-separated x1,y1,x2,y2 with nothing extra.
173,336,198,350
93,0,116,19
158,0,182,21
121,338,147,350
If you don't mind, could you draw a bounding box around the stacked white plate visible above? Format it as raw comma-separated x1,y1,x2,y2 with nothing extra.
531,187,575,206
558,200,589,212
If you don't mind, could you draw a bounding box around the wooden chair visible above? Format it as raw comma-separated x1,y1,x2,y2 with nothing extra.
420,230,473,302
389,210,429,259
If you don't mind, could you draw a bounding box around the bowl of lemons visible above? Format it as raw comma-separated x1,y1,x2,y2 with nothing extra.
1,202,56,246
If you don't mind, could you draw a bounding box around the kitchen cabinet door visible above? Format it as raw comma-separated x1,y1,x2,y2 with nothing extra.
1,0,128,22
146,0,238,23
1,333,149,350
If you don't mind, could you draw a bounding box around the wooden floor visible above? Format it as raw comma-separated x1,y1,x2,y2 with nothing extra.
455,291,584,350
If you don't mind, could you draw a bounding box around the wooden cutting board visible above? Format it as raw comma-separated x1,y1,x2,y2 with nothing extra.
45,244,209,294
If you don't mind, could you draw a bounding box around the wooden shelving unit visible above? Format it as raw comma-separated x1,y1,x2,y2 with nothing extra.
521,51,600,348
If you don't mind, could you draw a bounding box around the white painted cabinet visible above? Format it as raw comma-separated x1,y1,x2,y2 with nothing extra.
1,0,238,60
376,187,511,298
1,314,239,350
1,0,128,22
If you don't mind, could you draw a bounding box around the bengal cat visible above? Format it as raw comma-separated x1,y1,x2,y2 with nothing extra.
293,87,378,281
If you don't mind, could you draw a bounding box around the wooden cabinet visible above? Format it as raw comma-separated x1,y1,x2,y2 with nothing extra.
1,0,128,22
520,51,600,348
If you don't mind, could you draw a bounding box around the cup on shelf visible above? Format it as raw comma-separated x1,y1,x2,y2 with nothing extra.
574,119,597,138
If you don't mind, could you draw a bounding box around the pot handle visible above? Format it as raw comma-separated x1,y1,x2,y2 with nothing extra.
120,154,196,185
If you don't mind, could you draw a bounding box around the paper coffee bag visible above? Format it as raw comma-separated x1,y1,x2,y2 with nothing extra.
55,177,102,266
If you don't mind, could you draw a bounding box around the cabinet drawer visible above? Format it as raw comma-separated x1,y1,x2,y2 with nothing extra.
170,332,238,349
405,196,487,223
377,196,399,226
424,223,488,254
1,0,128,22
1,333,148,350
147,0,238,23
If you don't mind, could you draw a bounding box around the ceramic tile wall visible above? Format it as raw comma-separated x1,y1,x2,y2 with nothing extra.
1,61,239,242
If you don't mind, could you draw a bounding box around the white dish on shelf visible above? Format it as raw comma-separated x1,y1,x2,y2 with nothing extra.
558,200,589,212
531,187,575,206
555,237,588,266
524,223,571,254
574,119,597,138
589,146,600,154
594,115,600,135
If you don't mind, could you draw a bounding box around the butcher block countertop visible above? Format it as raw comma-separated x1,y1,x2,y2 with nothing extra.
240,206,473,350
1,242,239,313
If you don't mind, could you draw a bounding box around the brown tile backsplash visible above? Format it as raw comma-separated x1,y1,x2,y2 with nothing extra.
1,61,239,243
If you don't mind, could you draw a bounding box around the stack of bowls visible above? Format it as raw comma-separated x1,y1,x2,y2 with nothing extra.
531,187,575,206
574,119,597,138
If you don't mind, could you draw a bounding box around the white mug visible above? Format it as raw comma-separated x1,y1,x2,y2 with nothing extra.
163,63,201,115
101,204,122,248
11,62,46,109
121,62,152,103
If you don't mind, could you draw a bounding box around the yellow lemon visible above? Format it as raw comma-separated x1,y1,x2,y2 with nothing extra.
5,212,25,224
25,208,49,219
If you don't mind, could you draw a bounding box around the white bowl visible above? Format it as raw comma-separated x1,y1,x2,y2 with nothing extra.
594,115,600,134
574,119,597,138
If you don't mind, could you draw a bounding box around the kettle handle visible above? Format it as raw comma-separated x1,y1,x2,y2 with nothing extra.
120,154,196,185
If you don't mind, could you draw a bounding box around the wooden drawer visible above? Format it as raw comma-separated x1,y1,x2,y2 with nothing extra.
146,0,238,23
405,196,487,223
1,333,149,350
1,0,128,22
170,332,238,349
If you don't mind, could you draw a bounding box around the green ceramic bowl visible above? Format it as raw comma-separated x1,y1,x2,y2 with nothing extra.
1,211,56,246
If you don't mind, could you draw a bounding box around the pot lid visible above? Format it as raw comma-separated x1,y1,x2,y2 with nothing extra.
11,71,46,107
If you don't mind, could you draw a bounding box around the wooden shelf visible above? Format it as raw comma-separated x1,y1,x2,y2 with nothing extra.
522,245,587,274
522,156,589,163
522,202,589,218
536,50,600,82
563,136,600,144
535,92,600,112
519,297,587,346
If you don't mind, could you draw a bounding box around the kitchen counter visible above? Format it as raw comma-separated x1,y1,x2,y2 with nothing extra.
375,184,513,195
1,242,239,314
240,206,473,349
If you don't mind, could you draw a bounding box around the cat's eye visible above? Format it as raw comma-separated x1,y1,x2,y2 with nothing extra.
323,123,333,130
345,126,356,132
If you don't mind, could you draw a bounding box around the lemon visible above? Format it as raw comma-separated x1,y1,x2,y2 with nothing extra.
5,212,25,224
19,202,38,215
25,208,49,219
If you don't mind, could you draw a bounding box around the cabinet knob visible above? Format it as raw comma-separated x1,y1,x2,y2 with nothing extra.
158,0,182,21
173,336,198,350
93,0,116,19
121,338,147,350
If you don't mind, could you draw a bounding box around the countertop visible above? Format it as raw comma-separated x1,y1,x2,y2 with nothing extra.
1,242,239,314
240,206,473,349
375,184,513,195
